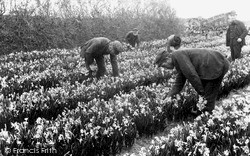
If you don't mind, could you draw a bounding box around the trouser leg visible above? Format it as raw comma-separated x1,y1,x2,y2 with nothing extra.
84,53,94,75
233,44,242,60
230,45,235,61
131,42,135,47
230,44,242,61
95,56,107,78
128,40,135,47
201,76,224,113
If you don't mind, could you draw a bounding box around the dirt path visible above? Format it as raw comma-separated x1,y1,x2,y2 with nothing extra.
117,124,179,156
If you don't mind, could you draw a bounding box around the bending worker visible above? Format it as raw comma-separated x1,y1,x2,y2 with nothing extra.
125,28,140,48
155,48,230,114
80,37,124,78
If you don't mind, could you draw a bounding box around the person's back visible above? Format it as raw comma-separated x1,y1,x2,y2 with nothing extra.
80,37,124,78
155,47,230,114
82,37,111,56
172,48,229,80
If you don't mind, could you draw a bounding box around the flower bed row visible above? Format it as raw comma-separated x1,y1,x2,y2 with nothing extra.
148,90,250,156
139,35,224,50
0,65,172,128
0,52,81,78
0,48,78,63
0,48,165,97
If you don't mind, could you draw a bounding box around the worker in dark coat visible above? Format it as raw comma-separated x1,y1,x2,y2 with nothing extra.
80,37,124,78
226,15,248,61
155,48,230,114
125,28,140,48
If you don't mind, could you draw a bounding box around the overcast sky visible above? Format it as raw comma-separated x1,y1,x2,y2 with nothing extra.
169,0,250,21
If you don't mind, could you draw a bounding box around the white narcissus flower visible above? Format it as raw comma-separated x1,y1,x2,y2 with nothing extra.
223,150,230,156
80,129,84,134
0,130,9,140
103,129,109,135
203,147,210,156
57,134,64,141
225,126,230,133
207,119,214,127
17,140,22,145
245,139,249,144
186,136,192,142
242,145,249,154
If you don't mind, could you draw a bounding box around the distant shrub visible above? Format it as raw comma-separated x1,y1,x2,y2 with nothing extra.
0,0,185,55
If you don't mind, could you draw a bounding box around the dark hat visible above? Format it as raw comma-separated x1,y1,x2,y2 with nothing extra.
170,35,181,47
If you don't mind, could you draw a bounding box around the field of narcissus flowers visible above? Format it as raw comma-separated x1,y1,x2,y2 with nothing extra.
0,35,250,156
134,86,250,156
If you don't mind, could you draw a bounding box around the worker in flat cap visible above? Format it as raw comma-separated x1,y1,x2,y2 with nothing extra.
125,28,140,48
80,37,124,78
155,48,230,114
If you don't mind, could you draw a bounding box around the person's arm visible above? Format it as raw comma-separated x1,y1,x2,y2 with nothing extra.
79,45,86,58
238,22,248,39
166,41,171,52
166,35,175,52
226,27,230,46
168,72,186,96
135,35,140,47
126,32,132,40
110,54,119,76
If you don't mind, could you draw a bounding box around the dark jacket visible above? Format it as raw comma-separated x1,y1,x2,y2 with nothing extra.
169,48,230,96
81,37,111,57
125,31,139,47
226,20,248,46
80,37,119,76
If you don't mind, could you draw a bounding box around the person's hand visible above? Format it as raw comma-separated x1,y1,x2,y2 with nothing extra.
163,93,171,100
87,70,93,77
199,90,205,96
237,38,242,42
